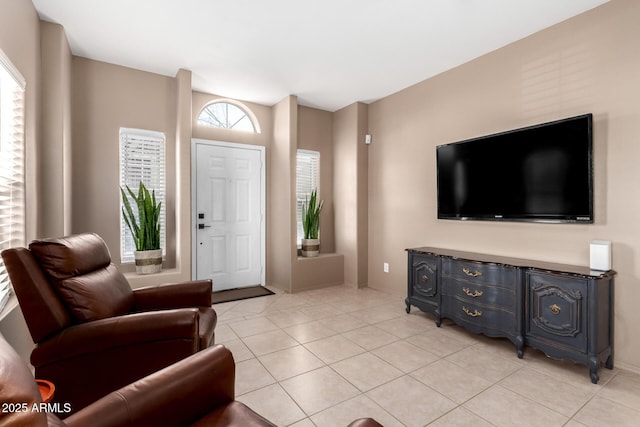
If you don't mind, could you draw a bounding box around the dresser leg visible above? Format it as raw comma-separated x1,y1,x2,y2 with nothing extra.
404,299,411,314
605,354,614,370
589,356,600,384
515,336,524,359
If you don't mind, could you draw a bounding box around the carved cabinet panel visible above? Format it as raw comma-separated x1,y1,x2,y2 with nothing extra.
526,272,587,353
524,269,614,384
412,257,438,299
405,253,440,320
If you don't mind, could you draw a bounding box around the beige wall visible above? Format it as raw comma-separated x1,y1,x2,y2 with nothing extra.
333,103,369,287
292,106,346,291
298,106,335,253
40,21,72,238
0,0,40,361
0,0,39,243
71,58,178,271
71,78,343,293
356,104,369,287
367,0,640,371
268,96,297,291
174,69,192,275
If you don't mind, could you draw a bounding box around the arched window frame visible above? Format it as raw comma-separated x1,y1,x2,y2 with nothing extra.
197,99,261,134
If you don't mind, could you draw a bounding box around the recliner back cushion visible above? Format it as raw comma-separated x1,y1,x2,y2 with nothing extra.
30,233,134,322
56,264,134,322
30,233,111,280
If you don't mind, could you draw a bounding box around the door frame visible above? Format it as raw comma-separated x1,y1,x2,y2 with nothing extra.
191,138,266,286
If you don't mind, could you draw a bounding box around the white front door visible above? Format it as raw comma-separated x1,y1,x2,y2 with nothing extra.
193,141,264,291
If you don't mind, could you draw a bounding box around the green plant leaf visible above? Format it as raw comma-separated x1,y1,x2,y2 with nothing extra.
120,181,162,251
301,188,323,239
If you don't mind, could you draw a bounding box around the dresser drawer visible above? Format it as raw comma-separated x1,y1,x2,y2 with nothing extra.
443,278,515,308
442,258,517,289
442,297,516,334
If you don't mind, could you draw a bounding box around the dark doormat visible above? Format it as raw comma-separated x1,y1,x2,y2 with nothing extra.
212,285,274,304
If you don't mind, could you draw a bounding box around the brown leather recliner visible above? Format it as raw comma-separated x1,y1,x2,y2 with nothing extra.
1,233,217,414
0,333,383,427
0,333,273,426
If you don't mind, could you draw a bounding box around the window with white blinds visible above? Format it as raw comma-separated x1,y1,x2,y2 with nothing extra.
296,150,320,246
0,50,25,313
119,128,166,263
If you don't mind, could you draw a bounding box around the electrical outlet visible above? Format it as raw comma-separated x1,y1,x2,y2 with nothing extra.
383,262,389,273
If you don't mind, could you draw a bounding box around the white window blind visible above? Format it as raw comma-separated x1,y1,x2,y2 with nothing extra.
296,150,320,246
0,50,25,313
119,128,165,263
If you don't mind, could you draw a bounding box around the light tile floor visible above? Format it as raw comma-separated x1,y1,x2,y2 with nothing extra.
214,285,640,427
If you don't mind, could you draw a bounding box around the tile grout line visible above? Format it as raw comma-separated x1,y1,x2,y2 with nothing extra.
217,285,638,426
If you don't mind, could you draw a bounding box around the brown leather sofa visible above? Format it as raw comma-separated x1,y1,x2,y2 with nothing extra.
0,333,382,426
1,233,217,413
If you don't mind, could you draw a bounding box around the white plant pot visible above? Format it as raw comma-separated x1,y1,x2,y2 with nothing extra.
301,238,320,257
134,249,163,274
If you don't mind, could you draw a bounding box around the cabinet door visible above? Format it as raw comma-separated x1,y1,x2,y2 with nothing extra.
526,272,588,353
411,254,438,302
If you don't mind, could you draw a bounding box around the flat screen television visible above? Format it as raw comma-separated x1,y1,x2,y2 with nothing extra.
436,113,593,223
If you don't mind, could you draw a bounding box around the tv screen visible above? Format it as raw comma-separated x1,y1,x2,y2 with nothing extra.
436,114,593,223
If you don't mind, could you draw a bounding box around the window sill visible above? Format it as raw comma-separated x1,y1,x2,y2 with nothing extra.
124,267,189,290
296,252,342,261
0,294,18,322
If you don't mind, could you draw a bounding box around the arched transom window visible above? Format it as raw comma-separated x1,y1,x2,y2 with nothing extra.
198,101,257,132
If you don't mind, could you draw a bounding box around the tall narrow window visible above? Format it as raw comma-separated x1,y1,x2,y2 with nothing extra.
119,128,166,263
197,101,257,132
0,50,25,312
296,150,320,246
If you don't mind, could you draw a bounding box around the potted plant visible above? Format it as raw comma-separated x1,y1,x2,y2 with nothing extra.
121,181,162,274
301,188,323,257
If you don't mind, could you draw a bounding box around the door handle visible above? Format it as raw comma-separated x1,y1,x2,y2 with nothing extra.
198,224,212,229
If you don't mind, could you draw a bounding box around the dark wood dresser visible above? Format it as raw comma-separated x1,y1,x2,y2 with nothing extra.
406,247,615,384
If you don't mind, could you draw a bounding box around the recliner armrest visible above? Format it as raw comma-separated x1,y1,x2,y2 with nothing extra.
31,309,201,366
64,345,235,427
132,279,212,311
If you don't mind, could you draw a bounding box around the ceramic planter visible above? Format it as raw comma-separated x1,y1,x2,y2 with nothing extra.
134,249,162,274
301,238,320,257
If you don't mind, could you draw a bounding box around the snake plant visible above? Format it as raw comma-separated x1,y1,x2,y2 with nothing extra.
302,188,323,240
120,181,162,251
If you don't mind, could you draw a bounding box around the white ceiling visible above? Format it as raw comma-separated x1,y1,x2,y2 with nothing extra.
32,0,609,112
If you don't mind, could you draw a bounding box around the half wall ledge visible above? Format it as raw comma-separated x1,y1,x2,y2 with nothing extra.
294,253,344,292
124,268,188,290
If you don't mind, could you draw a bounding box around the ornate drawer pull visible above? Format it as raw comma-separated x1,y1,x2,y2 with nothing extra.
550,304,561,315
462,306,483,317
463,267,482,277
462,287,483,297
421,275,428,282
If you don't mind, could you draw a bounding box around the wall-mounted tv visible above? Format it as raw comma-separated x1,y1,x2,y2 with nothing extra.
436,114,593,223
